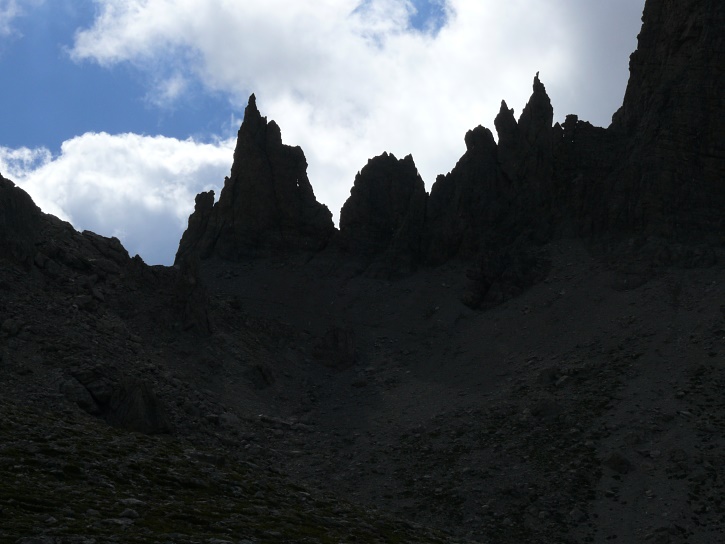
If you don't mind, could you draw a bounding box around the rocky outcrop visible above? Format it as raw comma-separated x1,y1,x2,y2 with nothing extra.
66,367,170,434
176,190,215,262
422,74,564,266
338,152,427,276
175,95,334,263
495,73,554,192
422,0,724,262
424,125,509,264
462,245,551,310
174,255,212,335
0,174,43,268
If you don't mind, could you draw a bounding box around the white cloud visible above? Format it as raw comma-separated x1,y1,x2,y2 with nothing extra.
0,0,42,38
69,1,642,173
146,72,189,108
0,0,21,37
1,133,234,265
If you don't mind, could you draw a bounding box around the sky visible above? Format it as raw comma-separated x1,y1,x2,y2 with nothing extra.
0,0,645,265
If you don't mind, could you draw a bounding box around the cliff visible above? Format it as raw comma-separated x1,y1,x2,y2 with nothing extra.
606,0,725,238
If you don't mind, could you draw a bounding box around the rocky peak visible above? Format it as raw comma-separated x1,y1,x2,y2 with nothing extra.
424,124,508,264
175,95,334,263
338,152,427,276
495,73,554,188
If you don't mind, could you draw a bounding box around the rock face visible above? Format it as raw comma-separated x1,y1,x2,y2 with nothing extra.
550,114,623,237
424,125,508,264
176,95,334,263
424,75,554,265
338,152,427,276
67,367,170,434
176,190,215,262
606,0,725,239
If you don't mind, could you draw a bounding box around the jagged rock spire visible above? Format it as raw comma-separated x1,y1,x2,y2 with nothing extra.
175,94,334,263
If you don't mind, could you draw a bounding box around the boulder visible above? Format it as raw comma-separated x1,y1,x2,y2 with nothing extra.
70,366,170,434
106,378,171,435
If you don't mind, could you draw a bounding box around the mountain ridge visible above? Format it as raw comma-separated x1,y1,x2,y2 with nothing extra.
176,0,724,278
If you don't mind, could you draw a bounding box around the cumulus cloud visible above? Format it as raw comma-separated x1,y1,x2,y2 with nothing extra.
0,133,234,265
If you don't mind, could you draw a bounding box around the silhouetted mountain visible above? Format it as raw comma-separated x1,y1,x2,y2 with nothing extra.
2,1,724,542
178,0,724,275
176,94,334,263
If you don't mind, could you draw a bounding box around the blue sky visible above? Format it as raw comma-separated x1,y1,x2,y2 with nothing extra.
0,0,645,265
2,0,450,154
1,2,234,151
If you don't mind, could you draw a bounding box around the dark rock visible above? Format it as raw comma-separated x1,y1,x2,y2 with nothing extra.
551,114,623,237
424,75,557,267
175,94,334,262
338,152,426,276
246,364,276,390
82,231,130,265
607,0,725,239
496,73,554,192
174,256,212,335
61,378,101,415
106,378,170,434
0,174,43,268
424,125,509,264
312,327,357,369
603,451,634,474
1,318,22,337
70,366,169,433
119,508,139,519
71,366,117,407
176,190,215,263
462,245,550,309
